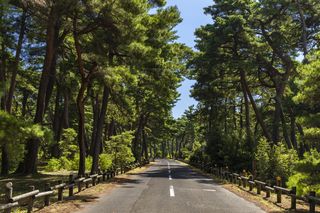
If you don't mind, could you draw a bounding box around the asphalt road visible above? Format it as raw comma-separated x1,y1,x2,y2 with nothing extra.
78,159,265,213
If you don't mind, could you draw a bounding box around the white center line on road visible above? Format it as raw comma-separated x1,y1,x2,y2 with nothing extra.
170,185,175,197
169,175,172,180
203,189,216,192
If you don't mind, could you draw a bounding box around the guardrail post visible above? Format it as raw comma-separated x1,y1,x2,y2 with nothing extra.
27,186,35,213
92,175,97,186
69,174,74,197
276,188,282,203
85,174,90,188
102,170,106,181
58,180,64,201
257,183,261,194
266,188,270,198
290,187,296,210
249,177,253,191
309,191,316,213
77,178,82,192
44,183,51,206
5,182,13,213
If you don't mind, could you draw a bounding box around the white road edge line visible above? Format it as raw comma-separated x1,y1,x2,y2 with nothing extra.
170,185,175,197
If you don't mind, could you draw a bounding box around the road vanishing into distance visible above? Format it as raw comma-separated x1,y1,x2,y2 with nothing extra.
78,159,265,213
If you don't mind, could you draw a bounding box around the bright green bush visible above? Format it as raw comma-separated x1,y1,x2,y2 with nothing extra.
59,128,78,158
106,131,135,168
45,157,72,172
45,158,62,172
0,110,50,172
255,138,298,182
287,149,320,196
255,138,271,179
99,154,113,171
59,156,72,170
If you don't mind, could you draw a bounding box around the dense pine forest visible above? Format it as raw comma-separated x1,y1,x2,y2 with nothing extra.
0,0,320,199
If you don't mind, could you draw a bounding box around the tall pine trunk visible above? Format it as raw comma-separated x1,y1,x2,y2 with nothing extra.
6,9,27,113
22,7,60,174
91,86,110,174
76,83,87,176
240,69,272,142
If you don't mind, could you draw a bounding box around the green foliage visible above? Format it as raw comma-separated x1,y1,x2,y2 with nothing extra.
0,111,52,170
287,149,320,196
59,128,78,158
255,138,271,179
45,155,93,172
99,154,113,171
106,131,135,168
45,158,62,172
255,138,298,182
181,147,191,160
294,51,320,109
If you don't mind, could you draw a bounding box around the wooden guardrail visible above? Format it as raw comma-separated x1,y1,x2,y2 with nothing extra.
190,161,320,213
0,160,149,212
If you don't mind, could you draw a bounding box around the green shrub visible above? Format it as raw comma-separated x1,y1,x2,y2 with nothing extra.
106,131,135,168
45,158,61,172
255,138,271,179
59,156,72,170
255,138,298,182
99,154,113,171
85,156,92,170
287,149,320,196
69,154,92,171
45,157,72,172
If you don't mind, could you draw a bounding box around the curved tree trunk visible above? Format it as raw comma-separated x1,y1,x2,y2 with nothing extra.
240,69,272,142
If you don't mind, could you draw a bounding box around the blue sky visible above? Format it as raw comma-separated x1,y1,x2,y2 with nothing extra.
166,0,213,118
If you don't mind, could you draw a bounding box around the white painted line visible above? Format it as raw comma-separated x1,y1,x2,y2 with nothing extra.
169,175,172,180
203,189,216,192
170,185,175,197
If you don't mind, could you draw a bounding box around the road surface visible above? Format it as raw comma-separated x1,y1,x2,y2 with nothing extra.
78,159,265,213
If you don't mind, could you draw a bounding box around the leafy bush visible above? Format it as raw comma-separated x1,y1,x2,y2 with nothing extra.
287,149,320,196
255,138,271,179
45,158,62,172
0,110,50,171
59,128,78,158
255,138,298,182
45,157,72,172
99,154,113,171
106,131,135,168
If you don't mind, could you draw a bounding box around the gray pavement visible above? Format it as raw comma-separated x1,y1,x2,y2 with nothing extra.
78,159,265,213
